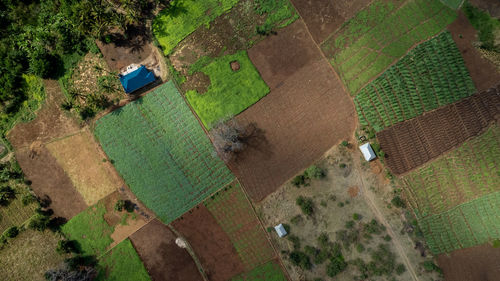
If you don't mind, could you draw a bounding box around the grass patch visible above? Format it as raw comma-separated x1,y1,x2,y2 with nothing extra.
231,260,286,281
153,0,240,55
440,0,463,9
61,201,114,256
95,82,234,223
96,239,150,281
463,0,500,50
186,51,269,128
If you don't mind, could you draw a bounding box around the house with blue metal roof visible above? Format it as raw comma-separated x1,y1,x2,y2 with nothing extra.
119,65,156,94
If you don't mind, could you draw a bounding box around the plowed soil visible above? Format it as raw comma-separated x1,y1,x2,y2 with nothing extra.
448,11,500,92
171,204,245,281
437,244,500,281
378,87,500,175
229,20,356,201
130,219,203,281
290,0,371,44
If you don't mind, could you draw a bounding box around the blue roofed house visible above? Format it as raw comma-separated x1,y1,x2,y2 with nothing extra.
119,65,156,94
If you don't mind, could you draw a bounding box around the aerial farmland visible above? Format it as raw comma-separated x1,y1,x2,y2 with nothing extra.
0,0,499,281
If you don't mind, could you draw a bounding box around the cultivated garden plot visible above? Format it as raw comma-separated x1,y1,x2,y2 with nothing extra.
171,204,245,281
355,32,476,132
321,0,457,94
0,183,37,233
130,219,203,281
204,182,276,271
378,88,499,175
185,51,270,129
94,82,234,223
96,239,150,281
402,124,500,218
230,260,287,281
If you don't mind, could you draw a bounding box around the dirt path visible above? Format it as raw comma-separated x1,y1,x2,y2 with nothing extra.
353,156,420,281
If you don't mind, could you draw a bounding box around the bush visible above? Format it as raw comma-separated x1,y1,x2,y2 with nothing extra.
339,163,346,169
364,219,385,235
353,213,362,220
28,214,50,231
345,220,355,229
291,175,305,187
463,1,499,50
289,250,312,270
422,261,441,273
266,227,273,233
57,240,80,254
4,226,19,238
22,194,37,206
290,215,303,225
282,223,291,234
114,199,135,212
296,196,314,216
338,202,344,207
383,235,392,241
287,235,301,250
341,140,349,147
356,243,365,253
305,165,326,179
391,196,406,208
395,264,406,275
326,256,347,277
0,185,16,206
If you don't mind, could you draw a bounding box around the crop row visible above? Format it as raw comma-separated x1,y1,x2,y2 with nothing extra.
322,0,457,94
95,82,234,224
355,31,475,131
419,190,500,254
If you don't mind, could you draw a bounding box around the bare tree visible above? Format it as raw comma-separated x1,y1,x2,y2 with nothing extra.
210,118,249,162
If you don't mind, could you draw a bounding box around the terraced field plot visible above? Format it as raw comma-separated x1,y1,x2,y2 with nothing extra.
95,82,234,223
355,31,476,132
402,125,500,218
321,0,457,94
379,87,499,175
419,190,500,254
231,260,286,281
204,182,275,271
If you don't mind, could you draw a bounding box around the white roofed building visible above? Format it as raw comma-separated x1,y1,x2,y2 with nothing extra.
359,143,377,161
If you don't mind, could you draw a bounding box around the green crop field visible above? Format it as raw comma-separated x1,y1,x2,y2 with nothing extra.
419,190,500,254
354,31,475,131
95,82,234,223
440,0,463,9
153,0,239,55
205,182,275,270
321,0,457,94
61,201,114,256
231,260,286,281
403,125,500,218
97,239,151,281
186,51,270,129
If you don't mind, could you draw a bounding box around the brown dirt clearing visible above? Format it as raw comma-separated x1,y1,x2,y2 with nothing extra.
171,204,245,281
229,20,356,201
130,219,203,281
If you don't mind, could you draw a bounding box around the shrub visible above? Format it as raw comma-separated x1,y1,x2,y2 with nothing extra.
341,140,349,147
395,264,406,275
391,196,406,208
353,213,362,220
326,256,347,277
345,220,355,229
282,223,291,234
4,226,19,238
339,163,346,169
289,250,312,270
287,235,301,250
338,202,344,207
266,227,273,233
57,240,80,254
290,215,303,225
305,165,326,179
383,235,392,241
114,199,134,212
291,175,305,187
22,194,37,206
0,185,16,206
356,243,365,253
364,219,385,235
296,196,314,216
318,233,329,249
422,261,441,273
28,214,50,231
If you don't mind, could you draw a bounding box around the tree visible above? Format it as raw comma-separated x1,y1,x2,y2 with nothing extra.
210,119,250,162
4,226,19,238
0,186,16,206
296,196,314,216
326,256,347,277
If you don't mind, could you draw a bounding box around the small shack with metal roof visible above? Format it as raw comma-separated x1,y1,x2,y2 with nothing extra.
274,224,287,237
119,65,156,94
359,143,377,161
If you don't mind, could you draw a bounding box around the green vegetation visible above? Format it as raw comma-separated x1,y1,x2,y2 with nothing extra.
254,0,299,34
440,0,464,9
96,239,150,281
291,165,326,187
186,51,270,128
153,0,240,54
231,260,287,281
403,125,499,217
205,183,275,270
296,196,314,216
95,82,234,223
61,202,114,256
322,0,457,94
355,32,475,131
463,0,500,50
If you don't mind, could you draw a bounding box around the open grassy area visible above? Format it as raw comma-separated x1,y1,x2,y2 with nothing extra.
321,0,456,95
61,201,114,256
231,260,286,281
355,32,475,132
97,239,150,281
441,0,463,9
153,0,239,55
0,229,65,280
204,182,275,270
186,51,270,128
95,82,234,223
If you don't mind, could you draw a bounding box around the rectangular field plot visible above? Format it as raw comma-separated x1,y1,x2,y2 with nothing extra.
95,82,234,223
403,124,500,218
379,88,499,175
419,191,500,254
321,0,457,94
0,186,37,233
204,182,275,270
231,260,286,281
355,31,475,132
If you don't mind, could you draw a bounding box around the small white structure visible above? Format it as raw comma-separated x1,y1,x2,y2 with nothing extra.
359,143,377,161
274,224,287,238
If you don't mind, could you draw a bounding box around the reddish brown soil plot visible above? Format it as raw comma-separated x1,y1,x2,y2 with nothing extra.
290,0,371,44
448,11,500,93
378,87,500,175
171,204,245,281
437,243,500,281
229,20,356,201
130,219,203,281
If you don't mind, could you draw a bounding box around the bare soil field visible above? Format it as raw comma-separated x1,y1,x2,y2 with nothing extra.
437,244,500,281
448,11,500,92
171,204,245,281
7,80,80,149
378,87,500,175
46,130,122,205
130,219,203,281
15,145,87,219
229,20,356,201
290,0,371,44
